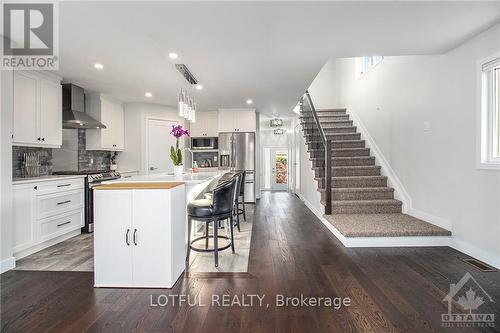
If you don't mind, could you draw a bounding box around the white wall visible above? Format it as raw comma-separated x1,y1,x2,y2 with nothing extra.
0,70,15,272
309,23,500,267
118,103,186,175
308,58,342,110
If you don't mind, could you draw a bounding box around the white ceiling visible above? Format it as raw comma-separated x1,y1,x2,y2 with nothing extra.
56,1,500,116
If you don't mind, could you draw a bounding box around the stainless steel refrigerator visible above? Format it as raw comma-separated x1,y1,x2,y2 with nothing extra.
219,132,255,202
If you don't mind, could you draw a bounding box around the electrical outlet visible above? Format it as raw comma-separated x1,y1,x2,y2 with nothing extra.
423,121,431,132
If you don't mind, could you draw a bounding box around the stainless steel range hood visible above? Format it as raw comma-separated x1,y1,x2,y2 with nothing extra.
62,84,106,129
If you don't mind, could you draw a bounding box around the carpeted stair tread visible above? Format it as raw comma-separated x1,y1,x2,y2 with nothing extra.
321,186,394,193
323,213,451,237
331,199,401,206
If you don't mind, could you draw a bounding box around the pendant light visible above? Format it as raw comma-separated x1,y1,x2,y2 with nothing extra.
177,89,184,117
177,88,197,122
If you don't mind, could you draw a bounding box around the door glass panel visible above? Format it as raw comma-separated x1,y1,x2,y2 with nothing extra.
275,152,287,185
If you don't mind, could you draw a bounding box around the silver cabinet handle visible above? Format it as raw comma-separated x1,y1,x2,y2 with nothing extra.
126,229,130,246
133,229,138,245
57,221,71,227
57,200,71,205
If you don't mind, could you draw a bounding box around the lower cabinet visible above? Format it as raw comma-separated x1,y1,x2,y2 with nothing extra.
13,178,84,259
94,185,186,288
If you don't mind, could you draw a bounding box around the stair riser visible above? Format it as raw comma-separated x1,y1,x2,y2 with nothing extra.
326,190,394,201
301,115,350,121
302,110,346,116
305,133,361,141
334,177,387,188
309,149,370,158
331,204,402,214
312,158,375,168
301,121,353,128
307,141,365,150
303,127,356,135
333,158,375,167
335,167,381,177
317,177,387,188
315,168,381,177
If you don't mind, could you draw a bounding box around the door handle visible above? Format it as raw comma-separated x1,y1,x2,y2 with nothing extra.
133,229,138,245
126,229,130,246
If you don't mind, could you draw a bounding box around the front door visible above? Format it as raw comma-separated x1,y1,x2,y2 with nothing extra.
270,149,288,191
147,119,178,175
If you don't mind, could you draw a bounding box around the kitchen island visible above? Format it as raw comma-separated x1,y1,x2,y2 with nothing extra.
93,171,227,288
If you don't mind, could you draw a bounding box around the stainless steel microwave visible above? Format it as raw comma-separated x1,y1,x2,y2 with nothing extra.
191,137,218,150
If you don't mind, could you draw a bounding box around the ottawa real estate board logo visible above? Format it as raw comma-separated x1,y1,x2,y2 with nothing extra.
442,272,495,328
1,2,59,70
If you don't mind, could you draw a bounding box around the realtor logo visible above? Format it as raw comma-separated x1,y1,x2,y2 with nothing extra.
1,2,59,69
442,272,495,328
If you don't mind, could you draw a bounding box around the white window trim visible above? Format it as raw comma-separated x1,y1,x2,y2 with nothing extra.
477,52,500,170
356,56,384,79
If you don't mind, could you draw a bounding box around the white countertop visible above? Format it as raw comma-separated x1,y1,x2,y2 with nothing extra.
12,174,86,185
110,170,225,185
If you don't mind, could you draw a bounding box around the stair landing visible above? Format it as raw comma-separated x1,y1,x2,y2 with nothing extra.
323,213,451,238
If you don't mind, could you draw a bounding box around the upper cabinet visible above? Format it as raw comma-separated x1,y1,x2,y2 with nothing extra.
85,93,125,151
12,71,62,148
190,111,218,137
218,109,256,132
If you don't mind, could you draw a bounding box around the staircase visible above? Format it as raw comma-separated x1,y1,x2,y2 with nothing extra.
301,108,402,214
299,96,451,239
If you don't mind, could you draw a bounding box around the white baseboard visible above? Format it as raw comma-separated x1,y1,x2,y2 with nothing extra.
347,108,412,212
452,238,500,270
1,256,16,273
407,207,452,231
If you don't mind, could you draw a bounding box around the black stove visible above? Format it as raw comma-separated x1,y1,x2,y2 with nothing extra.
52,170,122,232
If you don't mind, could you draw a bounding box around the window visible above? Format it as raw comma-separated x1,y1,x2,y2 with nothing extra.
479,55,500,168
356,56,383,77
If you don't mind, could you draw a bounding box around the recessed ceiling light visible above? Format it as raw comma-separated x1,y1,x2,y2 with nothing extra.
145,92,152,98
246,99,253,105
169,52,179,59
195,84,203,90
94,63,104,70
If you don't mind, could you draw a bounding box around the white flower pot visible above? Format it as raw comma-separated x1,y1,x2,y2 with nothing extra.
173,165,184,176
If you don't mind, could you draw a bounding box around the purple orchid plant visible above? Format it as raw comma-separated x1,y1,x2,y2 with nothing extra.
170,125,190,166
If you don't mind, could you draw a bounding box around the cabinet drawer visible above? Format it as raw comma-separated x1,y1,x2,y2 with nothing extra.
39,210,83,240
37,189,83,220
36,178,84,194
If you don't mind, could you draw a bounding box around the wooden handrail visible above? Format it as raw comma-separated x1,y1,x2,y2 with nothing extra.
304,90,332,215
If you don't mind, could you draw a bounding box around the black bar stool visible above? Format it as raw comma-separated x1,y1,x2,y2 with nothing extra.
232,172,243,232
186,177,237,268
236,171,246,221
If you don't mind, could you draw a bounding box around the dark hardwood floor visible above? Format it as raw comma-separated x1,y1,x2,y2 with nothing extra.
2,192,499,332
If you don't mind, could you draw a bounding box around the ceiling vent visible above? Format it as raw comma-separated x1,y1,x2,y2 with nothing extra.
175,64,198,85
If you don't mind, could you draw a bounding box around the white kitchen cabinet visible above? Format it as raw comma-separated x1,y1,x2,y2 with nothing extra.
218,108,256,132
13,184,36,253
190,111,218,137
94,190,133,287
12,177,84,259
12,71,62,147
94,184,186,288
85,93,125,151
39,78,63,146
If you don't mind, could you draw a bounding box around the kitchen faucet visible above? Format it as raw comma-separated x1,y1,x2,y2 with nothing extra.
184,147,194,169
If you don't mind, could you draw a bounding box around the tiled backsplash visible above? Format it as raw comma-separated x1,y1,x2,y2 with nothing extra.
12,146,53,178
77,129,111,171
13,129,113,177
